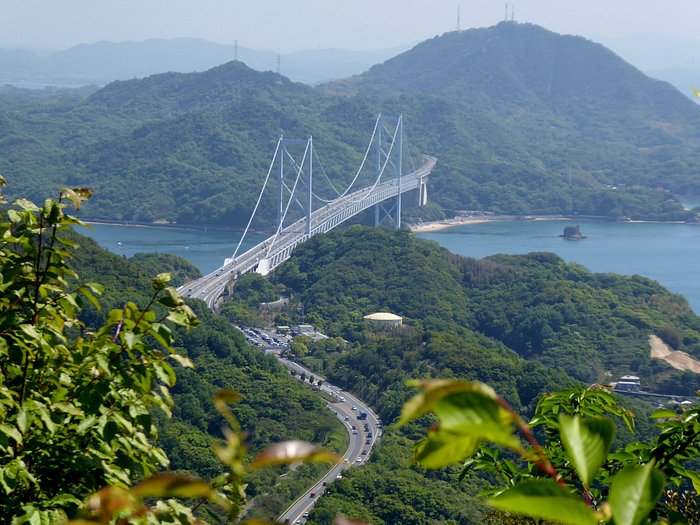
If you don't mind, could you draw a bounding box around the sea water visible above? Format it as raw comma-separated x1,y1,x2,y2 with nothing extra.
416,219,700,313
82,219,700,313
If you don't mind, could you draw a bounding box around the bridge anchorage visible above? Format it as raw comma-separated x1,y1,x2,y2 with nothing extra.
179,114,436,308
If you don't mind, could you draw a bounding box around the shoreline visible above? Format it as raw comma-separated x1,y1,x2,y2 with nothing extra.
409,217,501,233
409,214,697,233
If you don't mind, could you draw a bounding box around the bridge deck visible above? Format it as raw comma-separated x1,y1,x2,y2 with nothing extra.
179,156,436,307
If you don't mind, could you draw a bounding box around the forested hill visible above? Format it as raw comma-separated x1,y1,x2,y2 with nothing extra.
326,22,700,207
65,231,346,520
2,23,700,225
274,226,700,523
276,227,700,397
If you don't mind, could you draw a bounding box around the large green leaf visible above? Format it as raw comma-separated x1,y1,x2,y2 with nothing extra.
414,429,481,469
608,461,665,525
559,414,615,488
399,379,498,426
488,479,598,525
434,391,519,448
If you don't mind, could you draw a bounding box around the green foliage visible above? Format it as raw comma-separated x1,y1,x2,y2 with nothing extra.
273,227,700,522
335,23,700,213
403,380,698,524
0,189,200,521
0,188,343,524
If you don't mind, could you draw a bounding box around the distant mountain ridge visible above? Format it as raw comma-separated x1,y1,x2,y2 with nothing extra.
1,23,699,225
325,22,700,208
0,37,404,87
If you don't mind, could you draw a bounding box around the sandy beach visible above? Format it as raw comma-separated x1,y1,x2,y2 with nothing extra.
409,216,499,233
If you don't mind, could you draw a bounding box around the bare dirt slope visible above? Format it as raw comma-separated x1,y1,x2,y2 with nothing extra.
649,334,700,373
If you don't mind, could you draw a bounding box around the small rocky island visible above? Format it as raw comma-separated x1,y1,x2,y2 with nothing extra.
560,224,587,240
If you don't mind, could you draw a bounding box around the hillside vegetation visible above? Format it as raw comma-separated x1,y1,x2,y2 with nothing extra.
66,231,346,520
277,227,700,395
270,226,700,523
1,23,699,224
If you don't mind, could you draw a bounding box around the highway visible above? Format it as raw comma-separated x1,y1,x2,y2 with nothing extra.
177,156,436,308
238,327,381,524
276,357,382,525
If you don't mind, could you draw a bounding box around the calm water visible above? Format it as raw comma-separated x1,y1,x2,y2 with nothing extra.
83,220,700,313
83,223,264,275
417,220,700,313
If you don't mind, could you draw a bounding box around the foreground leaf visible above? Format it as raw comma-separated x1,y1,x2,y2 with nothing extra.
399,379,498,426
414,430,481,469
608,461,665,525
435,391,518,447
488,479,598,525
559,414,615,488
131,473,226,506
251,440,339,468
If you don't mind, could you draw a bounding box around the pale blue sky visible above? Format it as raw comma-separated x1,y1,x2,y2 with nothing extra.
2,0,699,53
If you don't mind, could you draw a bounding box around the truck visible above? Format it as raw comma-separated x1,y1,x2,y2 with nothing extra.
357,409,367,420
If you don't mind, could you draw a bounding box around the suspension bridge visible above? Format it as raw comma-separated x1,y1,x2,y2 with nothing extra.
179,114,436,308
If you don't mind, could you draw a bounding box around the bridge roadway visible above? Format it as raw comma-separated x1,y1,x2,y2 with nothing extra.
179,156,437,307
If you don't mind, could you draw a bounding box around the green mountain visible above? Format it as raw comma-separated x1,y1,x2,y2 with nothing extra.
65,231,346,520
2,23,699,225
327,22,700,212
272,226,700,523
277,227,700,397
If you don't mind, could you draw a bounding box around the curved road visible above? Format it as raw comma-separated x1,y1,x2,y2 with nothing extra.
273,357,381,524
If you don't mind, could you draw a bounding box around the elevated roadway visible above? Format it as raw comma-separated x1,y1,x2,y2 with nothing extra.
179,156,436,308
276,358,381,525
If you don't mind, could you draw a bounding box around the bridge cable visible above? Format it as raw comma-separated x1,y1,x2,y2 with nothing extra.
326,115,381,200
265,141,310,258
231,138,282,260
282,148,312,212
346,115,400,204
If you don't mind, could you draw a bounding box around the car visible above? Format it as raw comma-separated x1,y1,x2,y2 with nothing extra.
362,450,368,455
309,492,315,498
356,457,362,463
344,416,349,421
352,430,357,435
336,473,343,479
295,521,301,525
322,481,327,487
367,432,373,438
303,511,309,517
365,439,371,444
351,405,357,410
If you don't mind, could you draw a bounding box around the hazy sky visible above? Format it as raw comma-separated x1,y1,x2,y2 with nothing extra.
2,0,699,54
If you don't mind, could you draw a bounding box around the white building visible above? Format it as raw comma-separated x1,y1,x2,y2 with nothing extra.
363,312,403,329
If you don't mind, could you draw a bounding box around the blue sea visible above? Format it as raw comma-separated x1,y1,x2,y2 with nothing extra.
82,219,700,313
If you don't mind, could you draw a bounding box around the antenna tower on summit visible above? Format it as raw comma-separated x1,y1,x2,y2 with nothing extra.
234,39,238,61
456,6,461,30
505,2,508,21
511,4,515,21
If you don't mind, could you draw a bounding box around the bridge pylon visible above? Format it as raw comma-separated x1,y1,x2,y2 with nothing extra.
373,115,404,228
277,137,313,236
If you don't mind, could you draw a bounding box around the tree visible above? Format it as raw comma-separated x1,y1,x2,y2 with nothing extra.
401,380,699,524
0,185,201,522
0,185,338,523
